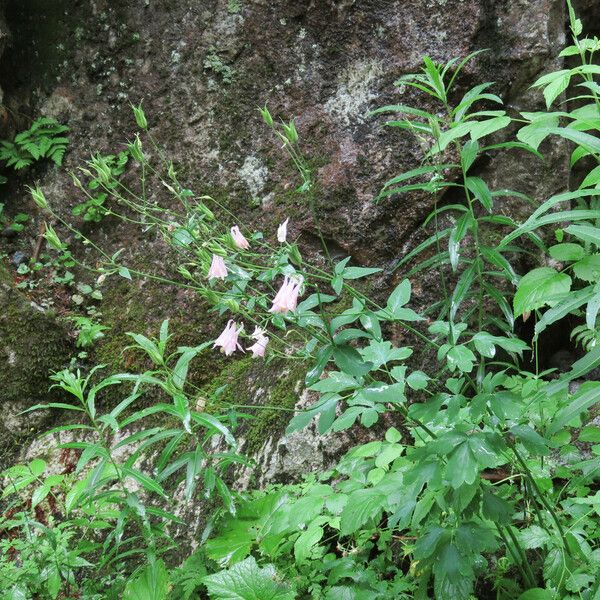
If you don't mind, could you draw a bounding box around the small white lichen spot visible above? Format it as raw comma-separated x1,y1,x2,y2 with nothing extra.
238,156,269,197
324,58,383,126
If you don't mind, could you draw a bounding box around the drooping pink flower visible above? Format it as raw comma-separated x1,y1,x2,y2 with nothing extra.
277,218,289,243
230,226,250,250
213,320,244,356
207,254,228,279
269,275,303,314
247,334,268,358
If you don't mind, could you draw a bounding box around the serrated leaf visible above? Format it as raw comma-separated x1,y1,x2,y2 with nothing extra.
203,557,294,600
123,560,170,600
573,254,600,282
340,488,386,535
294,525,323,563
548,243,585,262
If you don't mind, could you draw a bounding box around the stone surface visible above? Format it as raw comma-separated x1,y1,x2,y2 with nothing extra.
0,0,578,485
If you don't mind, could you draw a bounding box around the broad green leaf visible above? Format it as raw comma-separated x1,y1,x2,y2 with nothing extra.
481,489,512,525
203,557,294,600
123,560,170,600
573,254,600,282
548,243,585,262
469,115,511,141
516,114,560,149
385,279,411,315
513,267,571,317
580,164,600,188
122,467,167,498
448,213,473,271
587,286,600,329
340,488,386,535
541,127,600,154
510,425,550,456
518,525,551,549
173,343,211,389
534,286,596,338
191,412,236,447
342,266,382,279
460,140,479,171
118,266,132,280
446,441,479,487
360,340,412,368
406,371,429,390
333,345,373,377
445,345,476,373
360,382,406,405
309,371,359,393
294,525,323,563
414,526,448,560
541,71,571,108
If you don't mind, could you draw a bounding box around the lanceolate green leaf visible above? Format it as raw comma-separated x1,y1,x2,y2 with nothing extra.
548,383,600,435
465,176,493,211
534,286,596,338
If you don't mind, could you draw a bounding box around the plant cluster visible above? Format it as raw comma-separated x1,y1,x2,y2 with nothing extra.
0,117,69,172
71,150,130,222
0,203,29,234
1,2,599,599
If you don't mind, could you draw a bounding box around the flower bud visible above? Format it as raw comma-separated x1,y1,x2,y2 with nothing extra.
259,104,273,128
128,134,145,163
224,298,240,313
44,224,63,250
28,185,48,209
131,102,148,129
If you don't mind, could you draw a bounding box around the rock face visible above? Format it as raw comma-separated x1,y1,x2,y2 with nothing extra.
0,265,72,468
0,0,578,480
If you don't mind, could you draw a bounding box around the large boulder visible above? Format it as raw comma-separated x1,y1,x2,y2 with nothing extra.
0,264,72,463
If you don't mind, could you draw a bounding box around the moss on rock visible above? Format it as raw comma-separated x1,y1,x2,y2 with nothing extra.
200,355,307,456
0,263,72,405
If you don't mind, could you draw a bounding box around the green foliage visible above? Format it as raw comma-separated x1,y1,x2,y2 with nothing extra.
69,315,109,348
203,556,295,599
0,117,69,169
0,320,241,599
0,203,29,234
72,150,130,222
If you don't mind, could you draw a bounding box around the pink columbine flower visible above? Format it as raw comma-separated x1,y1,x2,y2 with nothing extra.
247,335,268,358
269,275,303,314
208,254,228,279
231,226,250,250
277,218,289,243
251,326,267,339
213,320,244,356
